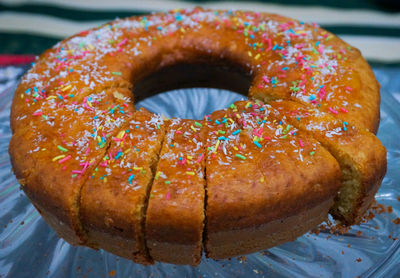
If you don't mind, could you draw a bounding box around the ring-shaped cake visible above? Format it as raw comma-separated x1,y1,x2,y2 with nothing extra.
9,8,386,265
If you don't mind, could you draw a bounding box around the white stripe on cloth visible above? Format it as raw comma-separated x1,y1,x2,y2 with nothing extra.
0,11,399,62
2,0,400,27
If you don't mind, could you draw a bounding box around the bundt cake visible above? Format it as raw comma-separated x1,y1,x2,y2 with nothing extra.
9,7,386,266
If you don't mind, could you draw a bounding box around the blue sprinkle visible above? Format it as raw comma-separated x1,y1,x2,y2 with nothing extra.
254,141,262,148
128,174,135,184
309,95,316,101
232,130,241,135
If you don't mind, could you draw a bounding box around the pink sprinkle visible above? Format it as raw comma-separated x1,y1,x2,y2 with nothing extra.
72,170,83,174
299,139,304,147
117,38,127,47
85,148,90,156
176,130,182,134
32,111,43,116
166,192,171,200
328,107,338,114
340,107,349,113
262,75,270,83
58,155,71,164
197,153,204,163
345,86,353,91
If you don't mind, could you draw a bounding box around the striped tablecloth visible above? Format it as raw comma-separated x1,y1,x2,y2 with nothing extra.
0,0,399,66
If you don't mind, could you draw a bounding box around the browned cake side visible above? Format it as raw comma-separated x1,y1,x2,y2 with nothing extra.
268,100,387,224
146,119,205,265
204,102,341,259
9,89,135,245
9,8,385,265
79,108,165,264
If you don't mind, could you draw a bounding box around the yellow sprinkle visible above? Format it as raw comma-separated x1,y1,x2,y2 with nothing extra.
117,130,125,139
97,136,101,142
248,51,252,57
260,177,265,182
155,171,161,180
186,171,195,176
61,85,72,92
236,113,241,119
187,155,193,160
87,101,93,107
46,96,57,100
233,146,239,151
254,53,261,60
214,140,220,153
190,125,197,132
52,155,66,162
133,167,143,171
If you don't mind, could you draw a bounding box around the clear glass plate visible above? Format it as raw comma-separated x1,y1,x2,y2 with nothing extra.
0,68,399,278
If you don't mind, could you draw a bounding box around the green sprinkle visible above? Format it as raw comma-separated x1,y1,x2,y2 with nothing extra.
165,181,171,184
194,122,202,127
57,145,68,152
310,151,315,156
112,72,122,75
71,174,78,178
235,154,246,160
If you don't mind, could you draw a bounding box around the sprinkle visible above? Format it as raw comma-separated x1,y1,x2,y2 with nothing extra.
328,107,338,114
197,153,204,163
155,172,161,180
112,72,122,75
128,174,135,184
190,125,197,132
58,155,71,164
309,95,316,101
52,155,66,162
165,181,171,185
232,130,241,135
299,139,304,147
57,145,68,152
310,151,315,156
61,85,72,92
186,171,195,176
214,140,220,153
194,122,202,127
253,141,262,148
235,154,246,160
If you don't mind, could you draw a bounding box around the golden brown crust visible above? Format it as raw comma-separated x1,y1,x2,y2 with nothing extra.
10,88,135,245
268,100,387,223
9,8,385,265
204,102,341,258
207,198,333,259
80,108,165,264
146,119,205,265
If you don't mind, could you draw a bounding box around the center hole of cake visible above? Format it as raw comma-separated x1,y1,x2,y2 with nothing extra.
132,62,251,119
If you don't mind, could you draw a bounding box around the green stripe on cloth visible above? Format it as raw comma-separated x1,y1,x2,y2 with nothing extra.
2,0,399,13
321,25,400,38
0,32,58,55
0,4,148,22
181,0,400,12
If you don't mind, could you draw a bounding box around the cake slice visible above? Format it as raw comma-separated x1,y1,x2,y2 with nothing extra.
145,118,205,265
204,102,341,259
9,88,134,245
268,100,387,224
79,108,165,264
